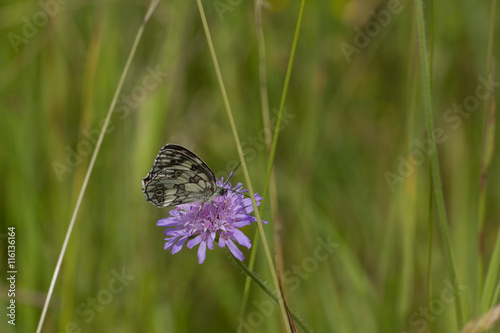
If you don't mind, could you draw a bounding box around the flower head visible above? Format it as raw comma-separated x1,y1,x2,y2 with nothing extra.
157,178,265,264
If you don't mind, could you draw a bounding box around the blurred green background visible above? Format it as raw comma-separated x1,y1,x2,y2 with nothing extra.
1,0,499,332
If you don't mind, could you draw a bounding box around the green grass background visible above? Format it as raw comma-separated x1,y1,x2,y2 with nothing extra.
1,0,499,332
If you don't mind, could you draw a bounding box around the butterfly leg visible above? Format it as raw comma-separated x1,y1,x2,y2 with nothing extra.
211,196,228,222
211,202,219,221
190,203,204,234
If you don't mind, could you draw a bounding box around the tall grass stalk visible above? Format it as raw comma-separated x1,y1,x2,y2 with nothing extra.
34,1,159,332
426,1,435,331
195,0,291,330
262,0,305,200
238,0,278,323
415,0,464,328
232,254,312,333
479,0,498,314
399,54,419,321
238,0,306,326
252,0,281,276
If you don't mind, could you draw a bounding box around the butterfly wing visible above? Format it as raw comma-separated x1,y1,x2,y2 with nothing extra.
142,144,218,208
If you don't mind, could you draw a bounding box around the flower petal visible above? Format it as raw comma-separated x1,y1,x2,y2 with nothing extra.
207,236,214,250
197,241,207,264
242,198,254,208
187,235,202,249
164,237,179,250
231,229,251,248
233,214,253,222
165,229,186,237
157,177,267,264
171,236,188,254
226,238,244,261
232,221,253,228
157,217,179,227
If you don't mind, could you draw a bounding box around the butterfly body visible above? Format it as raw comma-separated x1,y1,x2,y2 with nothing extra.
142,144,227,208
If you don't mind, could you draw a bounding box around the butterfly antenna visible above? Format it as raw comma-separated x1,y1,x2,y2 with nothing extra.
222,160,242,187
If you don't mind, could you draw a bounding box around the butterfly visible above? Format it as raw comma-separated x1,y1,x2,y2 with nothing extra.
142,144,228,208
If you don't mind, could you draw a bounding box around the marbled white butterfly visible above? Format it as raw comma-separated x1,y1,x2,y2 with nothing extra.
142,144,228,208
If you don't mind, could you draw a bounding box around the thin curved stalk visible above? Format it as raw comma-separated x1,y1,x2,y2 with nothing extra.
415,0,464,328
195,1,291,331
35,2,159,332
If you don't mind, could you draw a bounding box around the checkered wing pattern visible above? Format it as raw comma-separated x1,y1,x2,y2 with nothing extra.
142,144,224,208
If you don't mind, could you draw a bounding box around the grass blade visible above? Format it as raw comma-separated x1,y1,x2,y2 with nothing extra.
35,1,159,331
195,1,292,331
415,0,464,328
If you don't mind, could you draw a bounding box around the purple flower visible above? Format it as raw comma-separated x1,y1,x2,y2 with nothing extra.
157,178,265,264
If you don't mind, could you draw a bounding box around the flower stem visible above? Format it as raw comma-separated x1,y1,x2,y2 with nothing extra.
240,0,306,325
231,254,312,333
239,0,281,321
415,0,464,328
262,0,306,200
195,1,291,331
478,0,498,313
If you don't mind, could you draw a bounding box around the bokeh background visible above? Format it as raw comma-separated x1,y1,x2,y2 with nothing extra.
1,0,499,332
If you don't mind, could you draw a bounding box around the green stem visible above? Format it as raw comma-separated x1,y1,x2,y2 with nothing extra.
239,0,282,323
415,0,464,328
239,0,306,326
262,0,306,200
232,255,312,333
195,1,291,331
479,0,497,313
35,2,159,332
